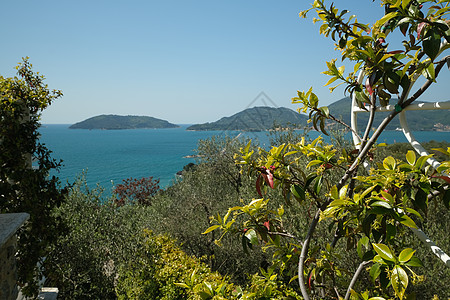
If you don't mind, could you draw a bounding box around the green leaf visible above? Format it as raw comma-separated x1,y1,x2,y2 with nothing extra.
369,263,382,283
371,200,392,209
307,159,323,169
383,156,396,170
399,248,415,263
202,225,221,235
405,256,423,267
422,61,436,81
319,106,329,118
372,243,395,262
330,185,338,199
391,266,408,300
174,282,190,289
406,150,416,165
398,214,417,228
423,29,442,61
291,184,306,202
245,229,258,246
314,175,323,195
374,12,400,30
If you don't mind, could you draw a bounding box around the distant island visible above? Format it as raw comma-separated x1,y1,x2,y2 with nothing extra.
69,115,179,130
186,106,308,131
328,97,450,131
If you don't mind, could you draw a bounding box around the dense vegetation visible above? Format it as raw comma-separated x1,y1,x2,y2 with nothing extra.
186,106,308,131
42,135,450,299
2,0,450,299
0,58,66,297
329,97,450,131
69,114,179,130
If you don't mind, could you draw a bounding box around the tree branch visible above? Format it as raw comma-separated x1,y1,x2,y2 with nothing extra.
344,261,371,300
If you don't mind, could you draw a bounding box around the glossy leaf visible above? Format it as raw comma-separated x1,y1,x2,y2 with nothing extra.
245,229,258,246
202,225,221,235
398,214,417,228
406,150,416,165
391,265,408,300
423,30,442,61
369,263,382,283
373,243,395,262
291,184,306,202
398,248,415,263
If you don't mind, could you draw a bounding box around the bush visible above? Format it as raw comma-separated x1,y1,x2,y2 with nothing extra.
113,176,161,206
116,230,230,300
45,177,155,299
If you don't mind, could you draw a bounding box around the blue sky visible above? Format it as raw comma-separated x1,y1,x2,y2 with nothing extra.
1,1,448,124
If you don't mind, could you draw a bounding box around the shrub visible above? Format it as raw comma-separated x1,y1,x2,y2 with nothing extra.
45,177,155,299
113,176,161,206
116,229,231,300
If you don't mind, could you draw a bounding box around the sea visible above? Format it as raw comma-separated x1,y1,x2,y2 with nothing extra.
38,124,450,191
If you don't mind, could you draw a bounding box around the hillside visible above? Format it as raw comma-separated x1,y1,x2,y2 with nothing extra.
69,115,179,130
186,106,308,131
328,97,450,131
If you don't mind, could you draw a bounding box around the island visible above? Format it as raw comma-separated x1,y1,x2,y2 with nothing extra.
69,115,179,130
328,97,450,131
186,106,308,131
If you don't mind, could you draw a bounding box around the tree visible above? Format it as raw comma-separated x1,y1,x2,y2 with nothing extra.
0,58,65,297
204,1,450,299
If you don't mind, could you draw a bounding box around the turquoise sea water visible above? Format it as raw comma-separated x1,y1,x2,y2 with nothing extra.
39,125,450,190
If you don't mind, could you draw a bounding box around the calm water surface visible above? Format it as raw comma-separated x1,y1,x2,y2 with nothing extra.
39,125,450,190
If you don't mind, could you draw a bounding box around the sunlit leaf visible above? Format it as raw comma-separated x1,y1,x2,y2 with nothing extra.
399,248,415,263
391,266,408,300
406,150,416,165
202,225,221,235
372,243,395,262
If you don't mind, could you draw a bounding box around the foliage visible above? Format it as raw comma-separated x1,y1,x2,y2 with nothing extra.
116,229,231,300
113,176,161,206
203,1,450,300
0,58,65,297
148,136,268,284
45,177,155,299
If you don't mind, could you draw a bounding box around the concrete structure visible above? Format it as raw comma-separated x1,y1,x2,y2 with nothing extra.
0,213,29,300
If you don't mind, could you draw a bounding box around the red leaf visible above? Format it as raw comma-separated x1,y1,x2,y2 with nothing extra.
434,176,450,184
365,78,374,96
264,170,274,189
417,22,427,40
256,175,263,197
263,221,270,231
387,50,404,54
308,271,313,290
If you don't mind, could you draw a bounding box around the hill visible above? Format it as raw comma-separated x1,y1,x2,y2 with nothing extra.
328,97,450,131
69,115,179,130
186,106,308,131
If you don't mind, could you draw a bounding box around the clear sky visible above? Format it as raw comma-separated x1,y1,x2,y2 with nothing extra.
1,1,448,124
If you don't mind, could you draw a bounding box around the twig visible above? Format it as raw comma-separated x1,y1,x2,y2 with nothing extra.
344,261,371,300
267,231,303,243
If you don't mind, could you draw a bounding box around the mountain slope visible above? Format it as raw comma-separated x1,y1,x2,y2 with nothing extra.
328,97,450,131
69,115,179,130
186,106,308,131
